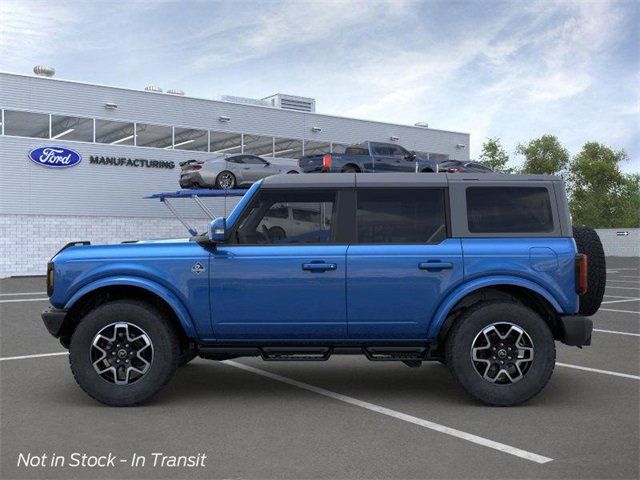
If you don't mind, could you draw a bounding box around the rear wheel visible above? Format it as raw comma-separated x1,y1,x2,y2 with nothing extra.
573,226,606,316
445,301,555,406
69,300,180,406
268,226,287,242
287,170,299,174
341,165,359,173
215,171,236,190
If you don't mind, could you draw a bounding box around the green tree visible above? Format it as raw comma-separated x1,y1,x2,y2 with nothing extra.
517,135,569,174
568,142,639,228
478,137,513,173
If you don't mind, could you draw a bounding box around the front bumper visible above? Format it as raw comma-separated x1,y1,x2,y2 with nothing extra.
558,315,592,346
42,306,68,338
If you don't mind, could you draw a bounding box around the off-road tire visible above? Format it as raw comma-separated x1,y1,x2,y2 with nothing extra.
572,226,606,316
445,300,555,406
69,300,180,406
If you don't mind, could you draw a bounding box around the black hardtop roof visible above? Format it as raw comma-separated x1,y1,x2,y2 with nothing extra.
261,173,562,189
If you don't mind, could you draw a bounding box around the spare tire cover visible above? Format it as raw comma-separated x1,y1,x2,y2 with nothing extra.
572,226,606,316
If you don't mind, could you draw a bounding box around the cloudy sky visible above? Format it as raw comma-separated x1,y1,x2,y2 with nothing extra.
1,0,638,171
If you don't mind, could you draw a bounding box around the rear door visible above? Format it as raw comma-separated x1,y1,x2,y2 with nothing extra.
211,188,351,340
347,186,463,339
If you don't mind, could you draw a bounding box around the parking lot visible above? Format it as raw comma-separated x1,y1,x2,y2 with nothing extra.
1,256,638,479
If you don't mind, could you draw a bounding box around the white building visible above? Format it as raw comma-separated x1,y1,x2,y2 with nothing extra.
0,70,470,277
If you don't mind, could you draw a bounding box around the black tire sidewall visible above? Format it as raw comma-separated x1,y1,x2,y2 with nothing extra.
446,302,555,406
215,171,236,189
573,226,606,316
69,300,179,406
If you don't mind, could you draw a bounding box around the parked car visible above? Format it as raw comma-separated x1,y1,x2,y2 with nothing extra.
261,204,332,242
438,160,493,173
179,154,300,189
42,173,605,407
298,141,438,173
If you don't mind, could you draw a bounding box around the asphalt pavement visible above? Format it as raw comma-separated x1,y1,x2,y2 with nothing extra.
1,257,638,479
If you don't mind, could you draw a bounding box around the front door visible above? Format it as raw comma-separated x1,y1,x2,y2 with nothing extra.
347,187,463,339
211,188,349,340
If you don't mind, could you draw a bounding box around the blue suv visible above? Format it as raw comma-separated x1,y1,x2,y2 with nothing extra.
42,173,605,406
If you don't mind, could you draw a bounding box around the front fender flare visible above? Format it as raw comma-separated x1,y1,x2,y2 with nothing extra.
426,275,563,339
64,276,198,338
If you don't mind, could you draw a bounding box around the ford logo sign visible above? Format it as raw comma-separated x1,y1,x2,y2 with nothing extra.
28,146,82,168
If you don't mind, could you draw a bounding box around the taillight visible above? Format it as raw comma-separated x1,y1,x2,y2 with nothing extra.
46,262,54,297
322,154,331,169
575,254,588,295
297,159,301,167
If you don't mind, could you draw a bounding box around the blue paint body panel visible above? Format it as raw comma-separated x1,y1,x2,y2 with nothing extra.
49,180,580,345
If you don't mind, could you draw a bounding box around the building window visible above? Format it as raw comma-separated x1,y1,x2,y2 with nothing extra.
273,137,303,159
210,131,242,154
304,140,330,156
51,115,93,142
466,187,554,233
356,188,447,243
243,134,273,156
173,127,208,151
135,123,172,148
95,119,135,145
3,110,49,138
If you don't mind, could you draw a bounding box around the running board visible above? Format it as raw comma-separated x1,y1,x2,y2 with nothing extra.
260,347,332,361
363,346,428,361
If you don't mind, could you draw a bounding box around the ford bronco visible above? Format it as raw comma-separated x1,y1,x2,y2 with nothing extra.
42,173,605,406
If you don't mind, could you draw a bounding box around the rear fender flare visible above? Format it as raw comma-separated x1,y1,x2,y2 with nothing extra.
427,275,563,339
64,276,198,338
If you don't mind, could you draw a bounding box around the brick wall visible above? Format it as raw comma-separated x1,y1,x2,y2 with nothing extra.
0,214,213,277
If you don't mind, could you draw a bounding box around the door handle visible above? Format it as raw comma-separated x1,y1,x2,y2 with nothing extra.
419,261,453,271
302,262,337,272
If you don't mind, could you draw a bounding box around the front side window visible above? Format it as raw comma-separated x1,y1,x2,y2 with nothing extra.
4,110,49,138
242,155,267,165
356,189,447,243
235,190,336,244
466,187,554,233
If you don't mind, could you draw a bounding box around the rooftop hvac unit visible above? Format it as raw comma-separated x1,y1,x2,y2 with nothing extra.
33,65,55,77
144,85,163,93
218,95,270,107
263,93,316,113
167,89,184,96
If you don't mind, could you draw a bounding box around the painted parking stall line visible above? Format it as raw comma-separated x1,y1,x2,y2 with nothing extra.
601,297,640,305
222,360,554,464
599,308,640,315
0,297,49,304
0,352,68,362
0,292,47,296
593,328,640,338
556,363,640,380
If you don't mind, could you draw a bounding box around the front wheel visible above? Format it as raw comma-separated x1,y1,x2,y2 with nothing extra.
215,171,236,190
69,300,180,406
445,301,555,406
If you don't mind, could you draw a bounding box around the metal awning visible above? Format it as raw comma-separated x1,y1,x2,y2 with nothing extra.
145,189,247,236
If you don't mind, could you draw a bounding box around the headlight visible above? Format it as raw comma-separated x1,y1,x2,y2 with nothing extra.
46,262,54,297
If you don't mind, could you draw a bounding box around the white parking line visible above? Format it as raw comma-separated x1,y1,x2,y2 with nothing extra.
599,308,640,314
556,363,640,380
601,298,640,305
593,328,640,337
223,360,553,464
0,352,68,362
0,292,46,296
0,298,49,304
605,286,640,291
607,280,640,285
604,295,636,299
616,275,640,279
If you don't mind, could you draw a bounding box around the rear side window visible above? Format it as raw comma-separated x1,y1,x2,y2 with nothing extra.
356,189,447,243
466,187,554,233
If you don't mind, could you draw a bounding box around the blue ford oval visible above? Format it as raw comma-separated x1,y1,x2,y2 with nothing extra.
29,146,82,168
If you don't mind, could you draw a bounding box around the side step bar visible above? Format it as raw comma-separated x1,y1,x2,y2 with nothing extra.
261,347,332,361
363,346,427,361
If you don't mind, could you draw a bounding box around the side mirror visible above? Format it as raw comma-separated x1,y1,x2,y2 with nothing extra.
208,217,227,243
404,152,416,160
264,161,271,166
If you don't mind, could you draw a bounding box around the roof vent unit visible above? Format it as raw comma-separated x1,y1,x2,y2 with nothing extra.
144,85,163,93
218,95,270,107
167,89,184,96
33,65,55,77
262,93,316,113
414,122,429,128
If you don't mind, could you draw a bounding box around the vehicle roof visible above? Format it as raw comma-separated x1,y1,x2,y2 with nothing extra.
260,173,562,189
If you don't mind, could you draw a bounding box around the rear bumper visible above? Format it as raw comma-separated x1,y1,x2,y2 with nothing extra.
42,306,68,338
558,314,592,346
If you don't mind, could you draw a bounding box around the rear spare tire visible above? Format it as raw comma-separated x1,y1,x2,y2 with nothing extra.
573,226,606,316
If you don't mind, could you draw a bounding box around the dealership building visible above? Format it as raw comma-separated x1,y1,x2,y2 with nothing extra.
0,69,470,277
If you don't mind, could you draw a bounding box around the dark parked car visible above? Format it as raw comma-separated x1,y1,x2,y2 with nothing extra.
438,160,493,173
298,141,438,173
